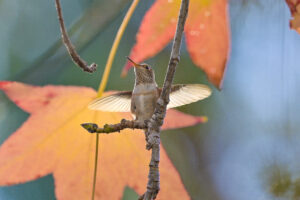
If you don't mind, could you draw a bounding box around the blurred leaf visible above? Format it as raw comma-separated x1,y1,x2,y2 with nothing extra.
286,0,300,34
122,187,139,200
293,178,300,199
0,81,208,199
122,0,230,89
0,175,55,200
264,164,292,198
270,170,291,197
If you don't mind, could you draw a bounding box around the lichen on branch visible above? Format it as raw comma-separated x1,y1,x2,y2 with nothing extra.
81,119,147,134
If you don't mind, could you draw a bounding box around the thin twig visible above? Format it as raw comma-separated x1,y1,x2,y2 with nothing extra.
54,0,97,72
141,0,189,199
81,119,147,133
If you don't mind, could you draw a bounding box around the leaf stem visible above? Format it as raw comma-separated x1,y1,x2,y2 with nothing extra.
97,0,140,97
91,1,140,199
91,133,99,200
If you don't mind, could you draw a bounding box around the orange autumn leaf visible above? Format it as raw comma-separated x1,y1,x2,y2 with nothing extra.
286,0,300,34
122,0,230,89
0,81,207,199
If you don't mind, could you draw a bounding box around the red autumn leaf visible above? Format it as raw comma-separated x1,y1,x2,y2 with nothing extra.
0,81,207,199
122,0,230,89
286,0,300,34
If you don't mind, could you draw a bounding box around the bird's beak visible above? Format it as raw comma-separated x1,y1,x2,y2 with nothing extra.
126,56,141,68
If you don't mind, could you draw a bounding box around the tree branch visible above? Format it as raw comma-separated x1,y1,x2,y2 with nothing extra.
54,0,97,72
141,0,189,199
81,119,147,134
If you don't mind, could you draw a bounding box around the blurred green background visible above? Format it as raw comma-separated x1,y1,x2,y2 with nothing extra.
1,0,300,199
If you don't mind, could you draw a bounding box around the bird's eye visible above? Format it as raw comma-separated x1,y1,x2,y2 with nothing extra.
145,65,149,70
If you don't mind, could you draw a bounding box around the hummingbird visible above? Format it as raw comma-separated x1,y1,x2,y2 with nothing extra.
88,57,212,123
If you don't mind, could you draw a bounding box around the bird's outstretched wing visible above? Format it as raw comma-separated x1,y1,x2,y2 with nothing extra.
88,84,211,112
167,84,211,109
88,91,132,112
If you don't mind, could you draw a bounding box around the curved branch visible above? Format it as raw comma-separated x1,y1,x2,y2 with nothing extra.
54,0,97,72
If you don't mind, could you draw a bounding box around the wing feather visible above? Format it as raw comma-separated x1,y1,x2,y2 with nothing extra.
88,84,211,112
167,84,211,109
88,91,132,112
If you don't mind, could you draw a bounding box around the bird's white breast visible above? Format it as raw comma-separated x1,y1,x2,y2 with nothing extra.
133,83,157,94
132,83,158,122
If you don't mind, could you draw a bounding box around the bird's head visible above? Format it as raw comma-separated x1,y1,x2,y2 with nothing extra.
126,57,155,85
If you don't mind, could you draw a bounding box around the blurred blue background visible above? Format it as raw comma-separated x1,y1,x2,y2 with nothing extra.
1,0,300,199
